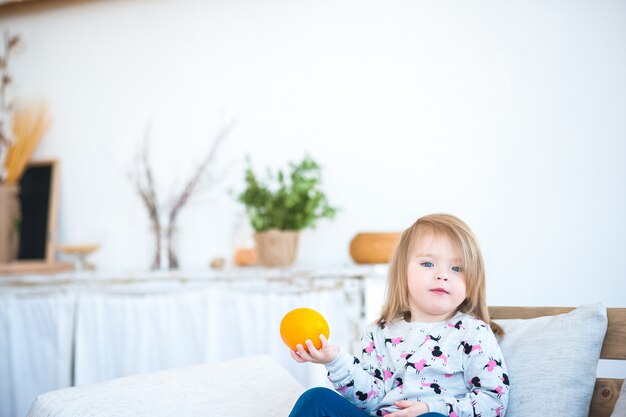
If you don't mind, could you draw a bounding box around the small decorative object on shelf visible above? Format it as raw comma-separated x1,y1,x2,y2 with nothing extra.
209,256,226,269
236,155,337,267
233,247,257,267
58,243,100,271
231,212,257,267
349,232,401,264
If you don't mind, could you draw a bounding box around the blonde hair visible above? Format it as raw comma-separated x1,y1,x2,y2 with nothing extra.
377,213,503,337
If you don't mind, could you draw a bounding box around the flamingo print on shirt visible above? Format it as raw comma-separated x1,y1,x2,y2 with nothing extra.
458,341,483,355
363,339,375,355
385,336,404,347
469,376,481,388
489,386,505,398
471,399,482,417
372,368,394,382
430,346,449,365
356,390,378,401
446,403,460,417
448,320,465,330
500,373,510,387
419,334,441,347
421,378,445,394
337,380,355,393
406,358,431,374
401,352,431,374
483,357,503,372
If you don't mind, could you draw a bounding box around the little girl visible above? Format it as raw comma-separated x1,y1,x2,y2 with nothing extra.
289,214,509,417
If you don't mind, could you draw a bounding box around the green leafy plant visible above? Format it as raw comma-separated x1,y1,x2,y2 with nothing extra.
237,155,337,232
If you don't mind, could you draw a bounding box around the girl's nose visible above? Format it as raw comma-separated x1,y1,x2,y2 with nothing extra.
436,275,448,282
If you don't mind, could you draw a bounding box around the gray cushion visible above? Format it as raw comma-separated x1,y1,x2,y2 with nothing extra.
498,303,607,417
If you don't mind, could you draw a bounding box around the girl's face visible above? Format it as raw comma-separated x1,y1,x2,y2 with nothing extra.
406,231,467,322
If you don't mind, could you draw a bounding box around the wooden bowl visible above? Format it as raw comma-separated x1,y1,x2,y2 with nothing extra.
349,232,401,264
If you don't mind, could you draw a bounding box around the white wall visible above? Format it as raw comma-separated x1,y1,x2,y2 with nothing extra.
1,0,625,311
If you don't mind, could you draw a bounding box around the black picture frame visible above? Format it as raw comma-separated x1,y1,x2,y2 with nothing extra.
17,159,58,263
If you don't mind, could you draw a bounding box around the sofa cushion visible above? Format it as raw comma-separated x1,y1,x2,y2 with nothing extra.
498,303,607,417
27,355,305,417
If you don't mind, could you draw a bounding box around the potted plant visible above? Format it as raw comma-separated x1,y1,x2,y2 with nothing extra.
236,155,337,266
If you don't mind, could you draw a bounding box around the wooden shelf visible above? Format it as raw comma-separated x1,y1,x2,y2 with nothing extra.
0,261,73,275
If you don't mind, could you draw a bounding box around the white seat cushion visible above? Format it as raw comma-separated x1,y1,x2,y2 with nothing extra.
27,355,304,417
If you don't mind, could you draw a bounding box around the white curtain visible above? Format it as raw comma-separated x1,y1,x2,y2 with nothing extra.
220,284,351,388
74,281,353,389
0,289,75,417
0,275,367,416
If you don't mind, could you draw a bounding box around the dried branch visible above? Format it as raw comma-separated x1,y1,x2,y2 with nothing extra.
127,127,163,268
128,120,235,269
168,119,236,224
0,31,22,182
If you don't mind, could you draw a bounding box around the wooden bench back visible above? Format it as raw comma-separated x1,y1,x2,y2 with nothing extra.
489,307,626,417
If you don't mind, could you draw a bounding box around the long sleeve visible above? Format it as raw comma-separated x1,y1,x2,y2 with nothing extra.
423,322,509,417
325,328,388,413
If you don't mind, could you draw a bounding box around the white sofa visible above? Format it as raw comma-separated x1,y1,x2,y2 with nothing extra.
27,304,624,417
27,355,304,417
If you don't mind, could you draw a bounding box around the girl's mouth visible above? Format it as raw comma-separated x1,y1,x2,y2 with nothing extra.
430,288,449,295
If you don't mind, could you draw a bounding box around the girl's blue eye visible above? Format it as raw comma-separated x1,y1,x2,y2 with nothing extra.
421,262,434,268
452,266,462,273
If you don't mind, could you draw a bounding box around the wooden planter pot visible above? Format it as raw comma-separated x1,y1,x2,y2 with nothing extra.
254,229,299,267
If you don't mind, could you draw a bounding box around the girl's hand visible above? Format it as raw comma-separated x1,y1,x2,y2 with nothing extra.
290,334,339,365
387,400,429,417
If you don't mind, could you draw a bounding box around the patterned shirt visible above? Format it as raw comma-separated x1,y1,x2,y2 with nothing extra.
325,311,509,417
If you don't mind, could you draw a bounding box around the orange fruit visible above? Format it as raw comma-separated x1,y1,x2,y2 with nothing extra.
280,308,330,351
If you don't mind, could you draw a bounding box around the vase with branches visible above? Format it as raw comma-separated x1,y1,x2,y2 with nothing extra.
128,121,234,270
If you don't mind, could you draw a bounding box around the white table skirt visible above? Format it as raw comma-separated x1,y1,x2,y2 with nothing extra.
73,286,351,387
0,267,385,417
0,291,75,417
